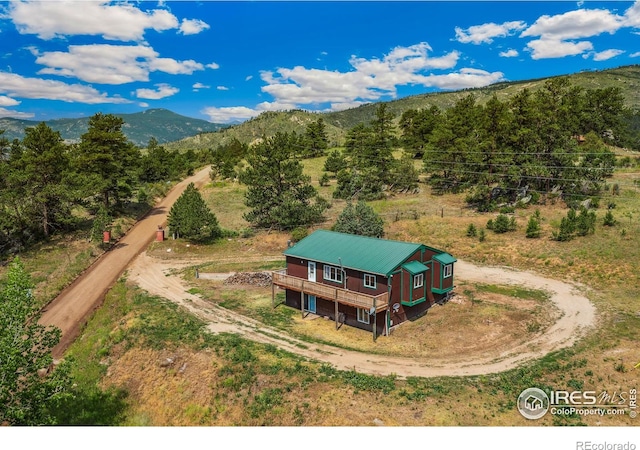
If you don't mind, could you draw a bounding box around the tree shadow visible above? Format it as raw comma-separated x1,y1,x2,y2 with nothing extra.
50,387,129,426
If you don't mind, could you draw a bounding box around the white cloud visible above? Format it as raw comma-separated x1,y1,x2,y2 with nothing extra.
521,8,623,41
35,44,205,84
499,49,519,58
0,95,20,107
526,39,593,60
135,83,179,100
8,0,179,41
257,42,502,111
245,75,253,81
630,51,640,58
138,102,149,108
455,21,527,44
420,68,505,91
0,107,34,119
179,18,210,35
0,71,130,104
207,62,220,70
590,49,625,61
217,86,229,91
201,106,259,123
193,82,210,90
148,57,203,75
624,1,640,27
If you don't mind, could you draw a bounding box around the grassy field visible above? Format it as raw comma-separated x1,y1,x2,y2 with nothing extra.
3,150,640,426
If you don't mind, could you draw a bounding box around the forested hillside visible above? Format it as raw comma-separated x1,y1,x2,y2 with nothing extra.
167,65,640,152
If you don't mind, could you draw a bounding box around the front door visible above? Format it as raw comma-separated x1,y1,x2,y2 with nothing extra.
305,294,317,314
308,261,316,282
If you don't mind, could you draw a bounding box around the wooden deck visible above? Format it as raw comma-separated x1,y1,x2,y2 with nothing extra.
272,270,388,312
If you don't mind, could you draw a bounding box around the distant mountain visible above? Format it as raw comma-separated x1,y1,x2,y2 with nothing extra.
0,108,226,147
167,64,640,151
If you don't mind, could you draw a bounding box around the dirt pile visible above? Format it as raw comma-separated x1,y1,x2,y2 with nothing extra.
223,272,273,287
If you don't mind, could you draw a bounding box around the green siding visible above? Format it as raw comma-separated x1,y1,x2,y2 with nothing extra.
284,230,425,276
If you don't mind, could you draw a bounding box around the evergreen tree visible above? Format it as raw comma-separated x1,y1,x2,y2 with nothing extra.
603,210,616,226
167,183,221,241
0,258,73,425
323,149,347,176
17,123,75,237
332,201,384,238
369,104,396,183
525,216,541,238
575,207,597,236
240,132,328,230
74,113,140,209
303,118,329,157
399,105,442,158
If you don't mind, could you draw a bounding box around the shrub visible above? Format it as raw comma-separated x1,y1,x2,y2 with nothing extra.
525,216,541,238
478,228,486,242
486,219,494,230
603,210,616,227
291,227,308,242
319,173,330,187
332,201,384,238
492,214,513,234
466,223,477,237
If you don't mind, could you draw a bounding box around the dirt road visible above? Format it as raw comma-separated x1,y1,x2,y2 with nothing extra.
128,252,597,378
38,167,212,358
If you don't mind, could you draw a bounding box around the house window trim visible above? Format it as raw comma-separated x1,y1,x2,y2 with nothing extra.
363,273,376,289
443,264,453,278
413,273,424,289
357,308,370,324
323,265,343,284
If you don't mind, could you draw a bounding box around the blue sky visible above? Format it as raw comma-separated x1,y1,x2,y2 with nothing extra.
1,1,640,123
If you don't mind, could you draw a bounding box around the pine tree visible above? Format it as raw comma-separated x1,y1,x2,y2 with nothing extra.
240,132,328,230
304,118,329,157
603,210,616,226
332,201,384,238
167,183,221,241
323,149,347,176
74,113,140,209
525,216,541,238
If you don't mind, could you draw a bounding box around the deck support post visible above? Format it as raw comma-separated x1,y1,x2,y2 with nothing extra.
271,281,275,308
335,299,339,330
373,309,377,342
301,289,304,319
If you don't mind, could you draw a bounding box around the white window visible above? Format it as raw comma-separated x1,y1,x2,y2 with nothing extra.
443,264,453,278
363,273,376,289
357,308,370,324
323,265,343,283
413,273,424,289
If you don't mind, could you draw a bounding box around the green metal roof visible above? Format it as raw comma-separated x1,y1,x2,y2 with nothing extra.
284,230,425,276
402,260,429,275
433,252,457,265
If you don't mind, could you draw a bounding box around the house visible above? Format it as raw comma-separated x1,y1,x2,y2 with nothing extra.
272,230,456,338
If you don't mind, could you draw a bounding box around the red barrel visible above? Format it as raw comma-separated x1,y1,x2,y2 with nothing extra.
156,229,164,242
103,231,111,243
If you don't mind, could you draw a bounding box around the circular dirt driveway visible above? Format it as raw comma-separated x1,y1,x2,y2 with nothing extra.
129,253,597,378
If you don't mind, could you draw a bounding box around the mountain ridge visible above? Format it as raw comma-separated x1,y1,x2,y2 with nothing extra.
0,108,226,147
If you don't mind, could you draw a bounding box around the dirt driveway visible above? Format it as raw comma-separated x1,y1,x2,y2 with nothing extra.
38,167,212,358
128,252,597,378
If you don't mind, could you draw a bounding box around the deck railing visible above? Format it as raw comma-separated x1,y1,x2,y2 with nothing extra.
272,270,388,312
